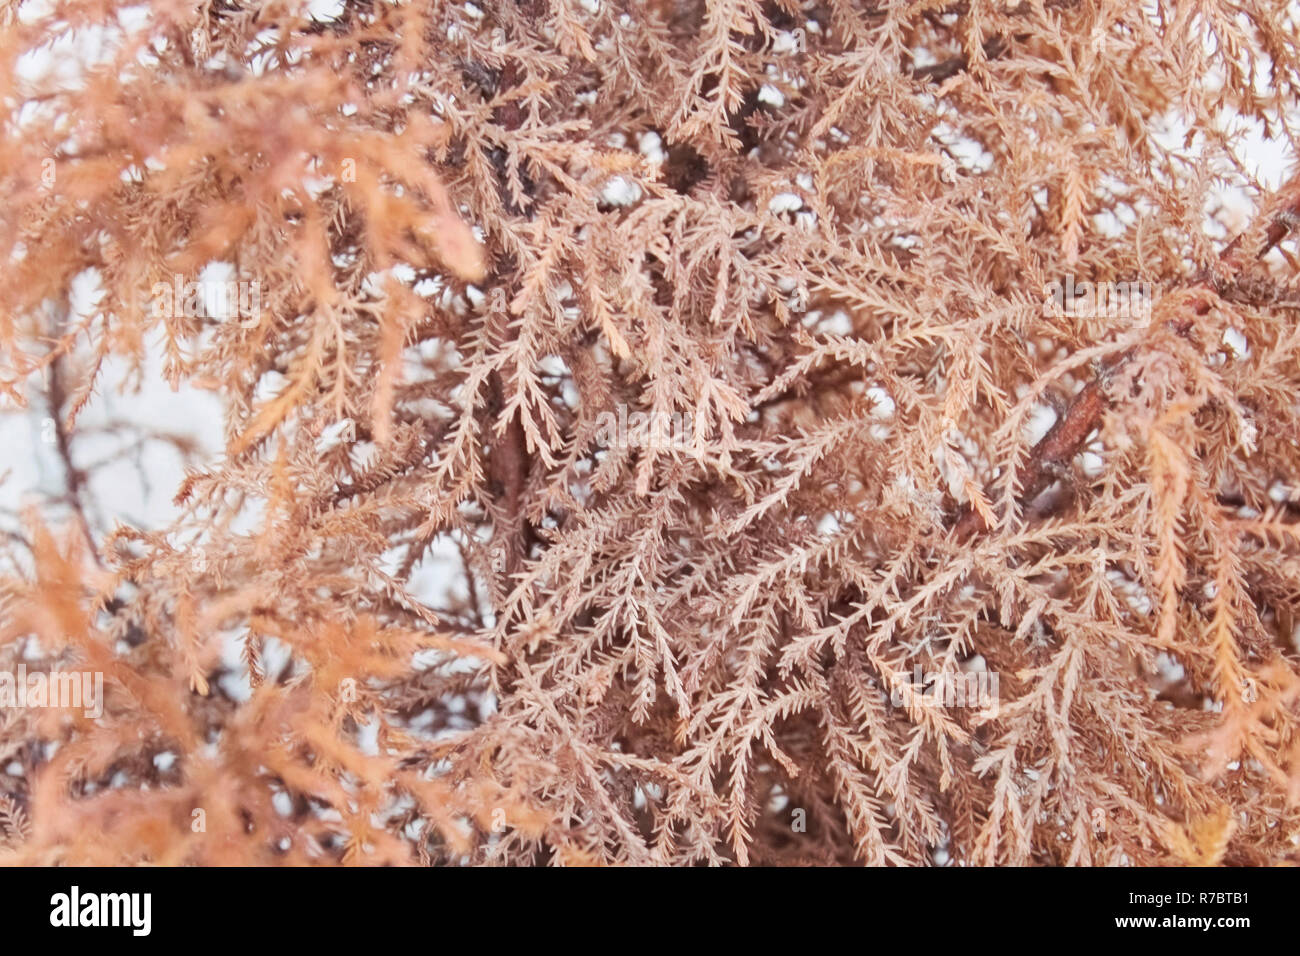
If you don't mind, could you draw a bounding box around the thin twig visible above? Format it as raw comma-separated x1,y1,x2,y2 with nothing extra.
952,180,1300,541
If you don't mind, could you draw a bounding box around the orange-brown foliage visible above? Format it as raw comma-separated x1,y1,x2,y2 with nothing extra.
3,0,1300,865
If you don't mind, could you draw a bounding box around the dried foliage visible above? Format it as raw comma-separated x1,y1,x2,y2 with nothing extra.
2,0,1300,866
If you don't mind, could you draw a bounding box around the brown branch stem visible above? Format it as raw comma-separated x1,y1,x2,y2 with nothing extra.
952,181,1300,541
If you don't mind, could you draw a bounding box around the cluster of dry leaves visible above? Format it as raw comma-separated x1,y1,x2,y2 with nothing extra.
2,0,1300,865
